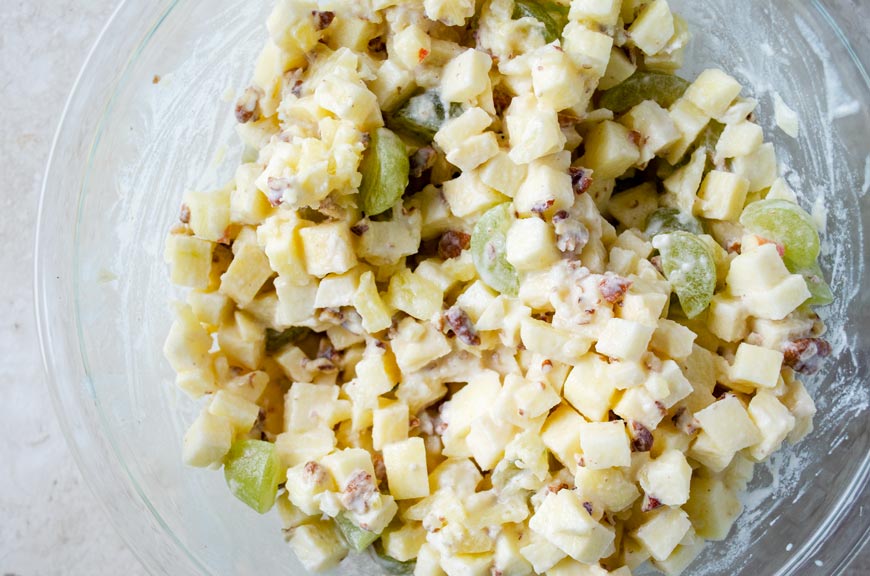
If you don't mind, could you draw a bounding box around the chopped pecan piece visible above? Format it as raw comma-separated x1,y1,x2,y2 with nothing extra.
443,306,481,346
178,203,191,224
312,10,335,30
437,230,471,260
340,470,377,514
629,420,654,452
234,86,263,124
642,494,663,512
782,337,832,375
599,275,632,304
266,177,289,206
350,222,369,236
554,215,590,255
568,167,593,195
410,146,437,179
303,461,327,486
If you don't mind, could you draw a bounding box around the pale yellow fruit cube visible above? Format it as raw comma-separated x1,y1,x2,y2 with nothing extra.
730,342,784,389
274,428,336,469
569,0,621,26
165,234,214,289
781,377,817,443
256,212,310,285
683,475,742,541
530,46,589,112
415,542,446,576
528,489,615,563
638,449,692,506
391,317,452,374
384,437,430,500
608,183,659,230
274,276,318,326
287,521,348,573
219,244,273,307
650,318,697,360
383,522,427,562
387,268,444,321
715,120,763,162
578,421,631,469
665,100,710,165
369,60,416,112
692,395,761,467
373,401,410,450
595,317,655,362
186,186,230,242
521,318,592,365
216,311,265,371
726,243,791,295
561,22,613,78
299,222,358,278
618,291,669,327
442,171,508,218
391,24,431,70
684,68,743,118
321,448,375,491
697,170,750,221
633,507,692,562
231,163,272,226
598,48,637,91
478,151,528,198
563,355,616,422
441,48,492,102
352,270,393,333
706,294,750,342
493,524,533,576
284,461,336,515
505,218,560,271
628,0,675,56
208,390,260,433
580,121,641,180
506,95,566,164
612,387,666,430
182,410,233,467
747,390,795,461
164,304,213,373
574,466,640,514
314,269,362,309
733,142,778,192
620,100,681,164
541,404,585,468
188,290,231,327
520,531,567,574
746,274,811,321
513,160,574,218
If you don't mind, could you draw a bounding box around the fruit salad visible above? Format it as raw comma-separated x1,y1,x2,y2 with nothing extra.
163,0,833,574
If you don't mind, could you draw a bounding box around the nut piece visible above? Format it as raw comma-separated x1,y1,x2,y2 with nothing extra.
437,230,471,260
782,338,831,375
234,86,263,124
442,306,480,346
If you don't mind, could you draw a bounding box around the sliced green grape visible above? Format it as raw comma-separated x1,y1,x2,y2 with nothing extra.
739,199,821,270
513,0,569,43
370,544,416,575
598,72,691,114
652,231,716,319
358,127,410,217
644,208,703,237
335,513,380,552
223,439,282,514
471,203,519,296
387,91,462,141
796,262,834,306
264,326,310,353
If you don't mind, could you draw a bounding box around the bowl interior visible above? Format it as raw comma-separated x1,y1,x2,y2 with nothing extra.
37,0,870,574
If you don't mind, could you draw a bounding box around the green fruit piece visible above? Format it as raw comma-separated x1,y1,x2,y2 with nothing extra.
371,544,417,575
471,203,519,296
335,513,380,552
513,0,569,43
223,439,281,514
652,231,717,319
797,262,834,306
387,91,462,141
264,326,310,353
598,72,691,114
644,208,703,237
739,199,821,271
359,127,410,217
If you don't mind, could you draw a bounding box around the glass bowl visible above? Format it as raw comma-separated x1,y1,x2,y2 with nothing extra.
35,0,870,574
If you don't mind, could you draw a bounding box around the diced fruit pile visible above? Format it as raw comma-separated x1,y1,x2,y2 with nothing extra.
163,0,833,574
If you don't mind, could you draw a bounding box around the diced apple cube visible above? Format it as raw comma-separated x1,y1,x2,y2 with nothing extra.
372,401,410,450
706,294,749,342
391,317,452,374
563,355,617,422
383,522,427,562
520,531,567,574
369,59,416,112
164,304,213,373
618,291,669,327
683,475,742,541
541,404,585,468
569,0,621,26
208,390,260,433
562,23,614,78
628,0,675,56
732,142,778,192
598,48,637,91
274,428,336,469
165,234,214,289
274,276,318,326
219,244,273,307
384,437,430,500
257,213,310,285
387,268,443,321
665,100,710,165
531,45,589,111
574,467,640,513
416,542,446,576
745,274,811,321
505,218,560,271
442,171,508,218
650,319,697,360
715,120,763,162
730,342,784,389
612,387,666,430
595,317,655,362
521,318,592,365
466,413,518,471
435,106,492,153
353,270,393,333
726,243,791,295
391,24,431,70
697,170,750,221
528,489,615,563
620,100,681,164
608,183,659,230
651,531,705,576
182,411,233,467
781,377,816,443
747,390,795,461
638,449,692,506
579,420,631,469
299,222,358,278
684,68,742,118
513,160,574,217
186,187,230,242
217,310,265,370
288,521,348,573
441,48,492,103
581,121,641,180
691,395,761,469
506,95,566,164
479,151,527,198
633,507,692,562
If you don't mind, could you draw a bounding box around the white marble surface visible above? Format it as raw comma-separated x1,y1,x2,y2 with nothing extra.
0,1,867,576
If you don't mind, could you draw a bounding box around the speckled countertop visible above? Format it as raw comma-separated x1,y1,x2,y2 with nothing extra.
0,1,866,575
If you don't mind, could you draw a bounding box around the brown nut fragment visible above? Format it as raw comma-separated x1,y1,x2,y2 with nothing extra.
178,203,191,224
340,470,377,514
266,177,290,207
599,275,632,304
235,86,263,124
629,420,654,452
312,10,335,30
437,230,471,260
443,306,480,346
642,494,663,512
554,214,590,255
303,461,328,486
568,166,593,195
782,337,832,375
410,146,438,179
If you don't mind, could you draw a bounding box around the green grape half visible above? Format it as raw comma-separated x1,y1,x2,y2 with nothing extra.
335,513,380,552
223,439,282,514
652,231,717,319
358,127,410,217
387,90,463,141
598,72,690,114
471,203,519,296
513,0,569,43
796,262,834,306
739,199,821,271
644,207,703,237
